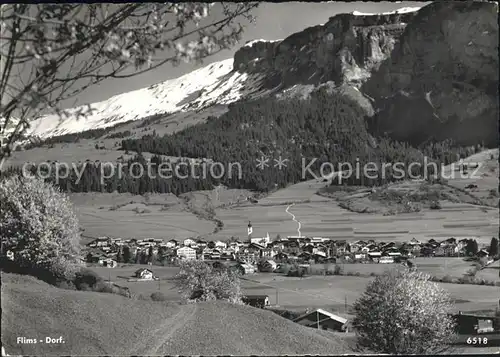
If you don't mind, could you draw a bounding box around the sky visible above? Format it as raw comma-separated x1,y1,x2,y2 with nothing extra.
65,1,430,108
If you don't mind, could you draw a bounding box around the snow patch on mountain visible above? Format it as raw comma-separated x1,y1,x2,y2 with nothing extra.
24,57,269,140
243,39,282,47
352,6,422,16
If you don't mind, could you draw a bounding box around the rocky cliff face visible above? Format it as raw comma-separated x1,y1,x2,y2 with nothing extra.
363,1,499,147
233,1,498,147
233,11,418,89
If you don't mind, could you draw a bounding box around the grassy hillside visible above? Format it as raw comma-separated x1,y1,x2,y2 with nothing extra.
1,273,356,355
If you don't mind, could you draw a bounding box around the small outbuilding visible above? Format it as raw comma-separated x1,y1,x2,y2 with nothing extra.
242,295,270,308
293,308,348,332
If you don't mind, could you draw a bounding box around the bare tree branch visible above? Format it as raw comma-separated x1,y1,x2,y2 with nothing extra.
0,2,259,164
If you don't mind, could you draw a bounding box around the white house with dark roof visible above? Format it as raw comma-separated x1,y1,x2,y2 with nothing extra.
183,238,196,247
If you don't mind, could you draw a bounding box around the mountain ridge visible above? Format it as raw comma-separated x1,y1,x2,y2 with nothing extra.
18,5,425,141
10,1,499,148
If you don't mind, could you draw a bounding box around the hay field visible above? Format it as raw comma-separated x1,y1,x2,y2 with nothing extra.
476,263,500,282
69,188,250,240
309,258,480,279
214,194,498,245
212,150,498,243
6,139,210,167
442,148,499,207
241,274,500,317
91,264,181,299
73,195,214,240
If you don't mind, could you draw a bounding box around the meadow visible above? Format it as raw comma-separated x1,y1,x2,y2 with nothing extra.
214,194,498,245
309,257,491,279
240,273,500,318
91,264,500,320
210,149,498,244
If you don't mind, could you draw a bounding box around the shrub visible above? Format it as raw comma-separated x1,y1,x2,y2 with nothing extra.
333,264,344,275
74,268,103,290
0,175,82,276
56,280,76,290
151,292,168,301
429,200,442,210
352,269,456,354
441,275,453,283
465,267,478,277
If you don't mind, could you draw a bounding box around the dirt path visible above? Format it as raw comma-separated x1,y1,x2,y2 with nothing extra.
131,303,198,355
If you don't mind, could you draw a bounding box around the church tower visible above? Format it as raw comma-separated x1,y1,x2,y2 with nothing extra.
247,221,253,238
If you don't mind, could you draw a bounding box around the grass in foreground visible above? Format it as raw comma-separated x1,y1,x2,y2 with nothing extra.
1,272,355,355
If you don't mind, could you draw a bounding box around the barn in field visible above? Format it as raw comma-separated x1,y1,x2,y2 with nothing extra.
293,308,348,332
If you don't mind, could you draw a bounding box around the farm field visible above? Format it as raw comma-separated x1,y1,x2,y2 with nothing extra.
309,257,483,279
214,194,498,245
71,192,197,241
91,262,500,316
212,149,498,243
91,264,181,299
240,273,500,318
70,187,255,240
441,148,499,207
476,263,500,282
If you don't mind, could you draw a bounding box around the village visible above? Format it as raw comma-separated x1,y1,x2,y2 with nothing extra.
85,221,495,274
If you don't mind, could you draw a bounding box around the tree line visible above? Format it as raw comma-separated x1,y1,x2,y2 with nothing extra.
4,88,484,194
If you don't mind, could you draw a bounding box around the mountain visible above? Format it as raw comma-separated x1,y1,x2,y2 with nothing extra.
363,1,499,147
1,272,356,355
13,2,500,147
23,5,424,140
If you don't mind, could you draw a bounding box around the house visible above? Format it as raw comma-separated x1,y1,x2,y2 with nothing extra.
367,251,382,262
250,232,271,247
352,252,366,260
408,237,421,245
235,262,255,275
335,241,349,255
434,246,445,257
166,239,178,248
259,259,278,272
284,241,301,255
293,308,348,332
196,239,207,248
274,252,289,261
379,256,394,264
458,239,469,249
303,244,314,254
477,249,490,258
260,247,278,258
244,243,265,256
349,242,361,253
214,240,227,249
183,238,196,247
451,312,497,334
384,249,402,257
134,268,154,280
177,246,197,260
242,295,270,308
421,245,435,257
87,237,110,248
443,237,457,245
444,244,459,257
98,258,117,268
